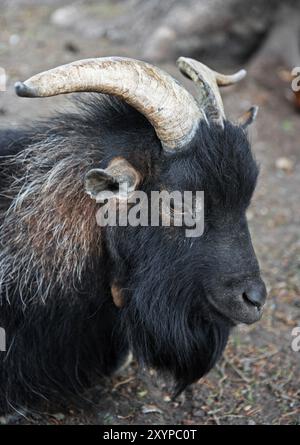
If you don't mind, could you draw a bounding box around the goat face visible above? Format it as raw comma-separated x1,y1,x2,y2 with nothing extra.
85,120,266,391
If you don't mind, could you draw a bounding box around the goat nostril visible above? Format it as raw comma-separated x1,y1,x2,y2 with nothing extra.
243,292,261,309
242,287,266,309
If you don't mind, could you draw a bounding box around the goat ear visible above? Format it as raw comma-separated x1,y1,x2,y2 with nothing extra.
85,157,140,202
85,169,119,200
237,106,258,129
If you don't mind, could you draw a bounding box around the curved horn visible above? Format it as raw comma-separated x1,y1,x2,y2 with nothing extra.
177,57,246,127
15,57,203,152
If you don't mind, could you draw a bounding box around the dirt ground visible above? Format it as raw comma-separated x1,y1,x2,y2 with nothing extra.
0,1,299,425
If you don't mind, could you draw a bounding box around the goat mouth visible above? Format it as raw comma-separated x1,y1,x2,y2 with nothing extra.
206,294,264,325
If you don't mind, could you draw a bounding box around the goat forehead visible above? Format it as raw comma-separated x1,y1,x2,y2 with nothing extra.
161,160,257,196
163,141,256,186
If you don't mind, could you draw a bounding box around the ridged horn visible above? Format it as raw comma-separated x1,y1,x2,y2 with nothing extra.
15,56,203,152
177,57,247,127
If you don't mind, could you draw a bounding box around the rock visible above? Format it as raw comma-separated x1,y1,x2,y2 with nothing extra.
275,157,294,173
51,5,82,28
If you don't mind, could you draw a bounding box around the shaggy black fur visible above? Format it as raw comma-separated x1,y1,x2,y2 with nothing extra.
0,95,262,413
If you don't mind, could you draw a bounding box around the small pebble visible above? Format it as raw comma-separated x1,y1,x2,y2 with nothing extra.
51,6,79,27
275,157,294,173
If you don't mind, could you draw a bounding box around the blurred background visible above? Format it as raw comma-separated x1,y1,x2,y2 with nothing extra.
0,0,299,425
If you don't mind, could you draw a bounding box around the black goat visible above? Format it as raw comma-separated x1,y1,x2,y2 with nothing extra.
0,57,266,413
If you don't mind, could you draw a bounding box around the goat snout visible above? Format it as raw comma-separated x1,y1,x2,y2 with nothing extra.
242,281,267,310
